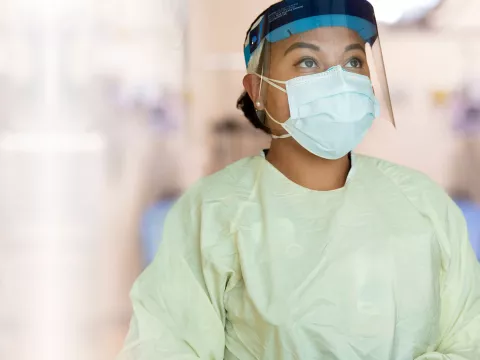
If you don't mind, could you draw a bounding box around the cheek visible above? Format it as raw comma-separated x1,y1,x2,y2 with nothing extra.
266,86,291,122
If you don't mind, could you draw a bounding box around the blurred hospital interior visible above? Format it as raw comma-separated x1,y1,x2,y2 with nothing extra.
0,0,479,359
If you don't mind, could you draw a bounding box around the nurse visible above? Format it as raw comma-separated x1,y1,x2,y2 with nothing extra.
118,1,480,359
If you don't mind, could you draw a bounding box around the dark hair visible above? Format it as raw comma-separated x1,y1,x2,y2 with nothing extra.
237,91,271,134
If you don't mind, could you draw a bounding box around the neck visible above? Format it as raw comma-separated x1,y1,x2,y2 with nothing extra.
266,139,351,191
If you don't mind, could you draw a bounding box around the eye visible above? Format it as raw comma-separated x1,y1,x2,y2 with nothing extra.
296,58,319,69
345,57,363,69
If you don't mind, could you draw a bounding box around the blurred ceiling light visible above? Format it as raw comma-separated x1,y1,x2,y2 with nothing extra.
0,132,105,153
370,0,443,24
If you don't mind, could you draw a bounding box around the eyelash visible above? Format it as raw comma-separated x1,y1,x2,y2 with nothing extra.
345,57,364,68
294,56,365,69
295,57,318,68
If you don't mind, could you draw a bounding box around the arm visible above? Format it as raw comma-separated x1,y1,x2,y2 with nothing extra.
415,200,480,359
117,194,226,360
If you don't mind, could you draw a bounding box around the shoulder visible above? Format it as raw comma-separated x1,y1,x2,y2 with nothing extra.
355,153,464,235
355,153,444,197
168,156,262,219
161,157,260,262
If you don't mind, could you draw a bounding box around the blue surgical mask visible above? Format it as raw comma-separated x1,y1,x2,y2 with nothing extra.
256,65,380,160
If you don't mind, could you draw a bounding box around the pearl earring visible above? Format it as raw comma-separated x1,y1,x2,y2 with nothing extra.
255,101,262,108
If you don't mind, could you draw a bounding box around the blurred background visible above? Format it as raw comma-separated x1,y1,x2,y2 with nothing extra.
0,0,479,359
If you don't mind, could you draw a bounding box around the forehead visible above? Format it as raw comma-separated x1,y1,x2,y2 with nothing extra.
271,27,365,52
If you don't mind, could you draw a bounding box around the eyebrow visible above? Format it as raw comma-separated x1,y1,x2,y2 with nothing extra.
344,43,366,54
284,42,321,56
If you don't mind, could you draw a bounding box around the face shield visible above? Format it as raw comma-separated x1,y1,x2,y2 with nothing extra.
244,0,395,127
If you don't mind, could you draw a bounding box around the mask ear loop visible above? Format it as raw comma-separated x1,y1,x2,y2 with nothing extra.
257,75,287,93
257,65,292,140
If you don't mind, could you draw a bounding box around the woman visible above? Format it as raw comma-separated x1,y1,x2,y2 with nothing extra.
118,1,480,359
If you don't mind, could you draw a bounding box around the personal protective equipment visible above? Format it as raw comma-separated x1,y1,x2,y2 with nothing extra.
244,0,395,128
258,65,380,159
118,153,480,360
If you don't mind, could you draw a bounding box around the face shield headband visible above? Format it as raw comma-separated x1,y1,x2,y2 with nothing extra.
243,0,378,69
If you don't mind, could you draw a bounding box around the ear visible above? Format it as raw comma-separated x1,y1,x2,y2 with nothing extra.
243,74,263,109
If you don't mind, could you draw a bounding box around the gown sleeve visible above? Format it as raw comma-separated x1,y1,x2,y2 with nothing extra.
117,191,227,360
415,196,480,359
